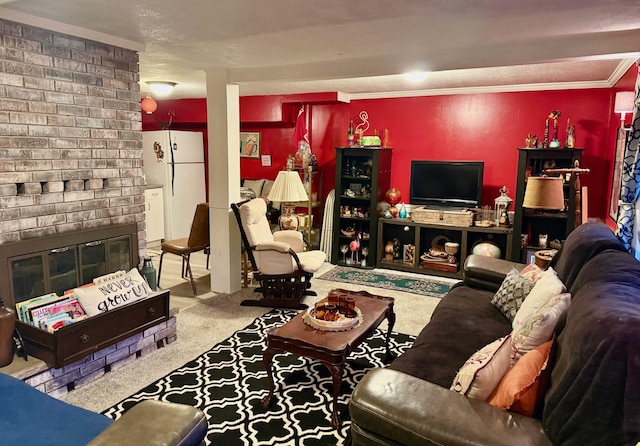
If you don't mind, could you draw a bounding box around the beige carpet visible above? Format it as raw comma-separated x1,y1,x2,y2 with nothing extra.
59,252,458,414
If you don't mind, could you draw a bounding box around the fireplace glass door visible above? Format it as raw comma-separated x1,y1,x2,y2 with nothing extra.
48,246,79,296
10,255,46,304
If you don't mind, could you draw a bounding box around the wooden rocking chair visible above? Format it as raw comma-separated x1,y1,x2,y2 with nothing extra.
231,198,326,309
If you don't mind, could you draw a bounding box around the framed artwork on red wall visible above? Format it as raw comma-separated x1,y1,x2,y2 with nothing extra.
240,132,261,158
609,126,630,220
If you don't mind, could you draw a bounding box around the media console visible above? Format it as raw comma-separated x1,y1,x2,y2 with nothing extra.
377,218,513,279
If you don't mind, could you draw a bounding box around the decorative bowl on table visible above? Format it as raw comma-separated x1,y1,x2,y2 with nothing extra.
302,307,363,332
341,227,356,237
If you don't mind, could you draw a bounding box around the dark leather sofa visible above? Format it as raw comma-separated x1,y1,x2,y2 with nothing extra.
349,222,640,445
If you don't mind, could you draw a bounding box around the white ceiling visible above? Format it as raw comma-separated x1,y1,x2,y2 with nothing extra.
0,0,638,100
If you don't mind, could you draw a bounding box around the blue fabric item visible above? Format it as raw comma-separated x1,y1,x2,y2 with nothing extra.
614,61,640,260
0,372,112,445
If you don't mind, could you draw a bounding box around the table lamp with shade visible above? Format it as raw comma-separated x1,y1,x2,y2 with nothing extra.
267,170,309,231
614,91,635,124
522,176,566,212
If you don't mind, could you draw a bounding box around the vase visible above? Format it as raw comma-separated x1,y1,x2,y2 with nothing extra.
139,256,157,291
385,241,394,260
385,188,401,206
0,298,15,367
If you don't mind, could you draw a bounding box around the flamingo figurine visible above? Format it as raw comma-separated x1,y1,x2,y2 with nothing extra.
350,233,361,264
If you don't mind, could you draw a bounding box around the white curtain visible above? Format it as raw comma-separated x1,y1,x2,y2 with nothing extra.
319,189,335,260
615,61,640,261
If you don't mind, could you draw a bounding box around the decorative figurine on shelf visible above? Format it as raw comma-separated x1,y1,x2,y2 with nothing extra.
382,128,390,148
393,238,401,261
525,133,538,148
385,240,394,260
404,244,415,265
494,186,513,227
548,110,562,148
565,118,575,148
347,118,355,147
354,111,370,146
350,234,361,265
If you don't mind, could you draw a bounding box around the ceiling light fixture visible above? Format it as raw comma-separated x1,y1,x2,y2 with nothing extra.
403,71,430,82
146,81,177,96
140,97,158,114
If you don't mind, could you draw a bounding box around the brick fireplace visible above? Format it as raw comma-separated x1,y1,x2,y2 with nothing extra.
0,18,146,256
0,18,172,394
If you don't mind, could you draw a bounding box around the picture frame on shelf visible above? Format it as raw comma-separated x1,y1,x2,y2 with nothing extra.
240,132,261,159
609,126,630,220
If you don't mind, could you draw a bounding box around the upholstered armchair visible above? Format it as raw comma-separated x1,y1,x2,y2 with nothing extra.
232,198,326,309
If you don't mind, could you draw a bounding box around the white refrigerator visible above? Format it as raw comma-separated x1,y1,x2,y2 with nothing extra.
142,130,206,241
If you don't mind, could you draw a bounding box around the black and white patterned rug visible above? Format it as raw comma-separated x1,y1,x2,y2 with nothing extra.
103,309,416,446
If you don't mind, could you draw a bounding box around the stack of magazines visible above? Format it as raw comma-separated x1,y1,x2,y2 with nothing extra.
16,293,87,332
15,271,127,333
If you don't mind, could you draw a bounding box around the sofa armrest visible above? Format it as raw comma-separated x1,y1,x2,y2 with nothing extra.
88,400,207,446
350,368,551,446
463,254,526,291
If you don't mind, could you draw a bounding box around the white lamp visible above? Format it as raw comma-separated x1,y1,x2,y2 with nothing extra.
147,81,177,96
267,171,308,230
614,91,635,123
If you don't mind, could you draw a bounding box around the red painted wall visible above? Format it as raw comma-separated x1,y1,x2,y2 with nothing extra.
351,90,614,218
142,65,639,222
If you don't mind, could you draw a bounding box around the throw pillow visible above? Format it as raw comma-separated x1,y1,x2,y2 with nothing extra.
511,293,570,361
488,340,554,417
491,269,535,322
450,335,512,401
74,268,152,316
242,179,265,198
519,263,545,282
512,267,566,329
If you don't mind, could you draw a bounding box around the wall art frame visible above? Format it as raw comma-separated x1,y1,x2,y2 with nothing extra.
240,132,261,159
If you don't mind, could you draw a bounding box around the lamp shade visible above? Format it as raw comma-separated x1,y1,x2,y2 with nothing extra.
267,171,308,203
522,176,565,210
614,91,635,114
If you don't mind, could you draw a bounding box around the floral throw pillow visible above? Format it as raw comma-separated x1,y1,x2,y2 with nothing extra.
491,268,535,322
513,267,566,329
450,335,512,401
520,263,545,282
511,293,570,362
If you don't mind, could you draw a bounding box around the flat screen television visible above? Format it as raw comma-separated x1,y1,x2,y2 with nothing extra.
409,160,484,208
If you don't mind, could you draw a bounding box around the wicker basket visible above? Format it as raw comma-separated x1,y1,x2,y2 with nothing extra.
411,207,474,227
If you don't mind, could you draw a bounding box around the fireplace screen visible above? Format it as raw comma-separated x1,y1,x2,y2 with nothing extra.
0,224,139,309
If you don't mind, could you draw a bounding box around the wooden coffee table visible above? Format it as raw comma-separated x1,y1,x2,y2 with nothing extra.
261,289,396,428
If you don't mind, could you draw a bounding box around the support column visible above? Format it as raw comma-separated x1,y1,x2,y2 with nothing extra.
206,70,241,294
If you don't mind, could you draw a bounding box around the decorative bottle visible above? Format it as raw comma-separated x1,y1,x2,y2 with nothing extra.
347,118,355,146
139,257,157,291
398,202,407,219
0,297,15,367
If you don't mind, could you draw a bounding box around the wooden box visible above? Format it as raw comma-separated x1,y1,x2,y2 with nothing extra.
411,208,474,227
421,260,459,272
16,290,170,368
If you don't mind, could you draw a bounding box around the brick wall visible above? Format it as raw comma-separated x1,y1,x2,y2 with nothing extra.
0,19,145,254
